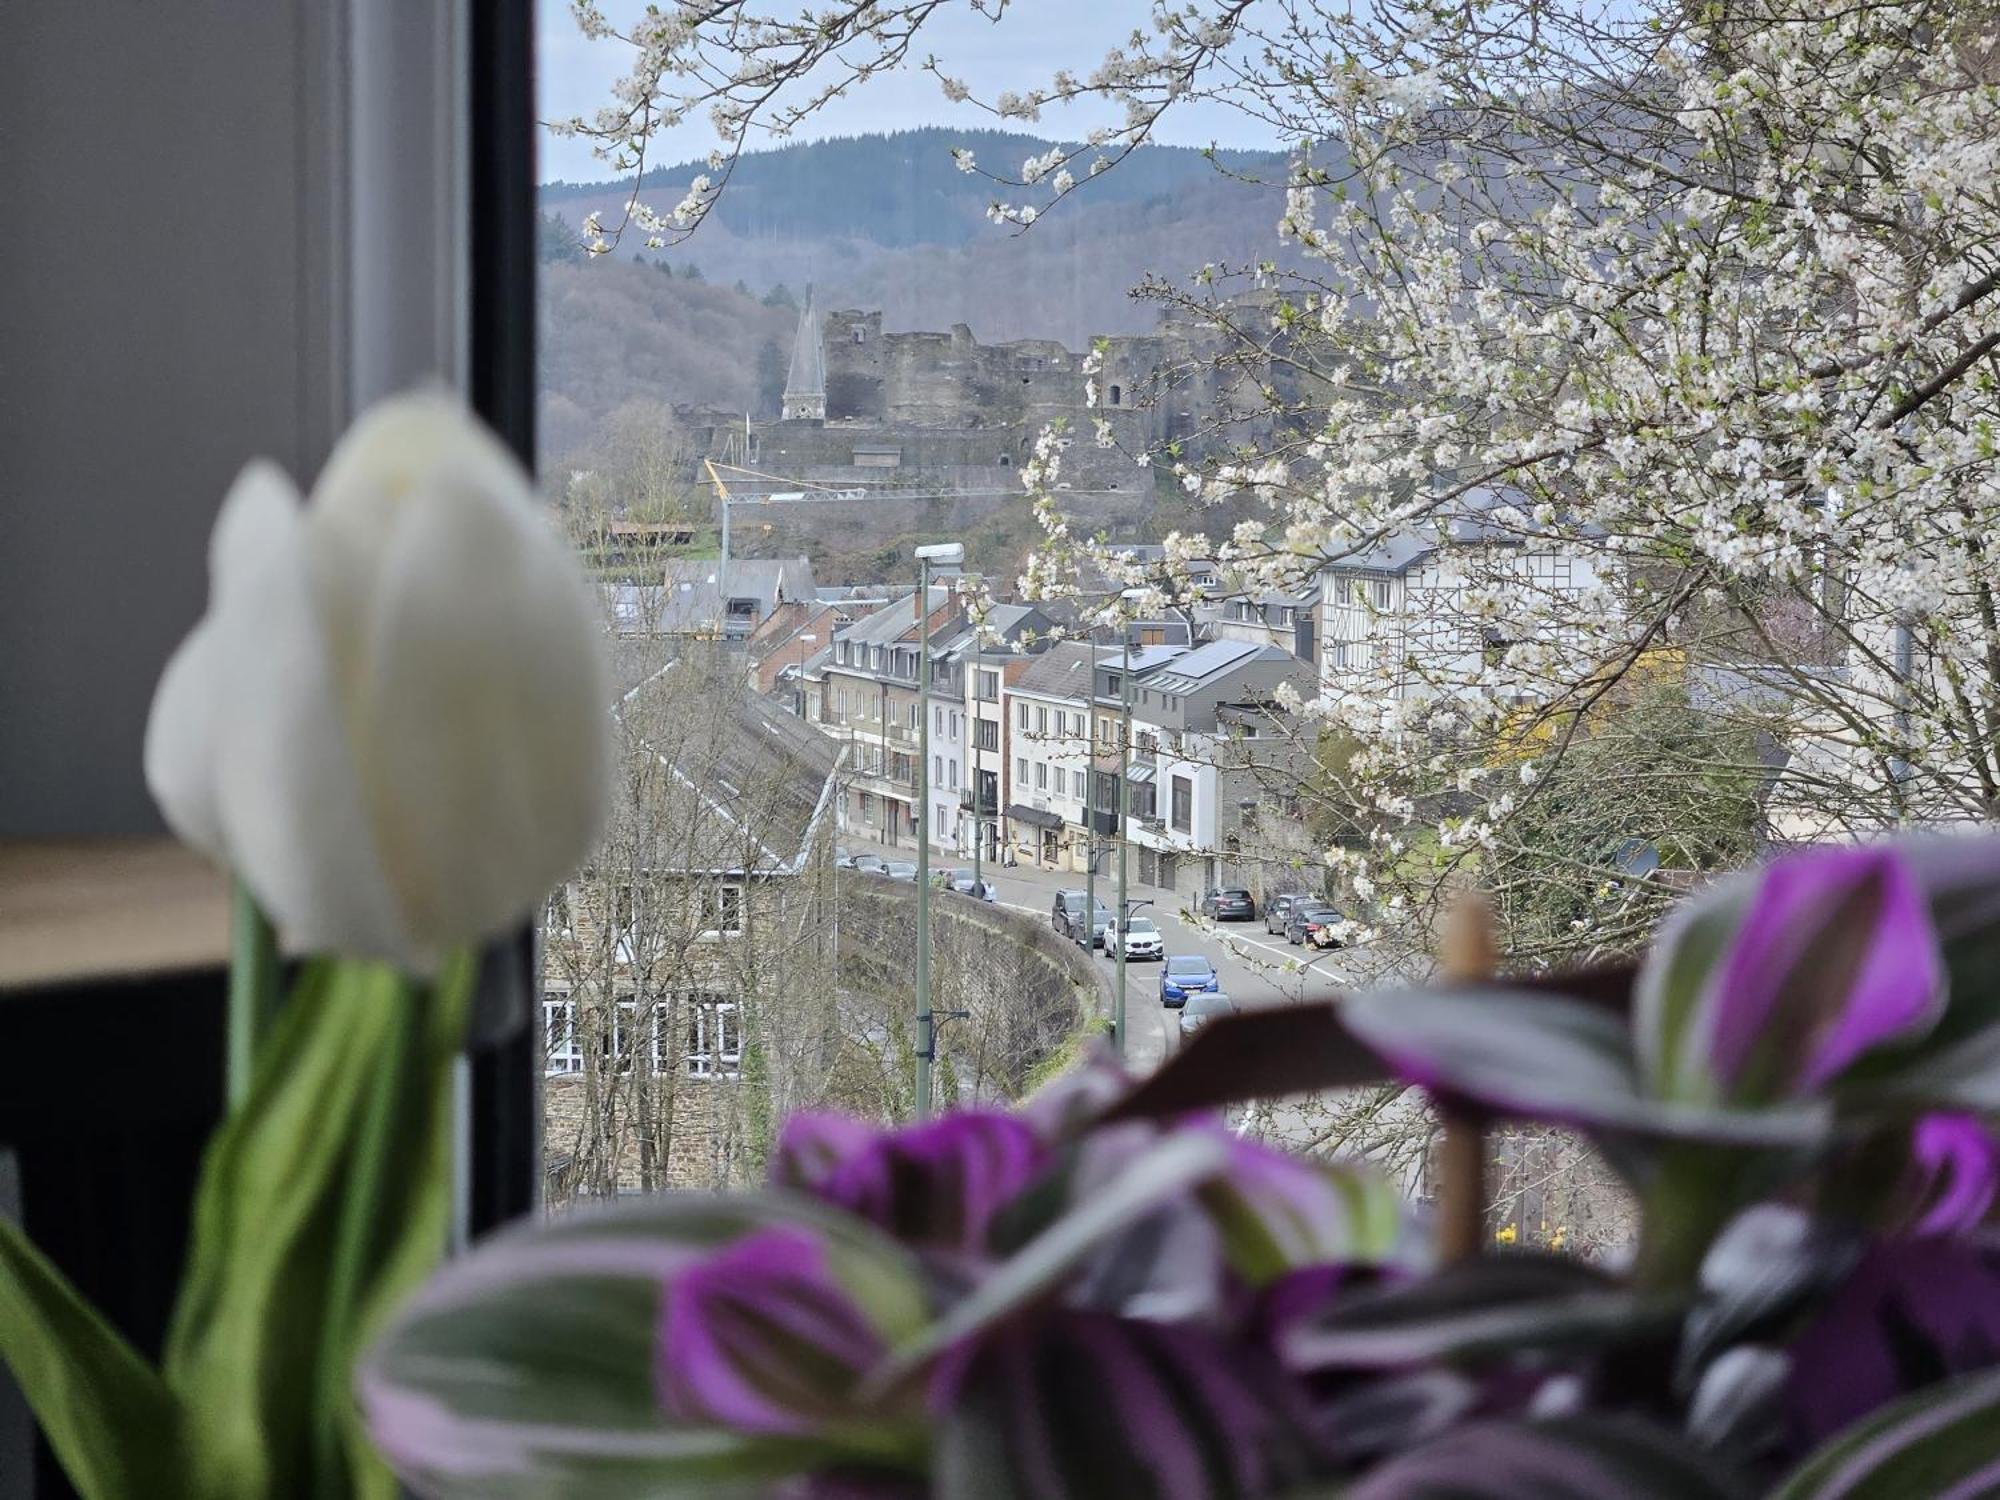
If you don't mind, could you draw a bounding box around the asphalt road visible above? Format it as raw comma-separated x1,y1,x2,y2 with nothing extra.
839,836,1359,1076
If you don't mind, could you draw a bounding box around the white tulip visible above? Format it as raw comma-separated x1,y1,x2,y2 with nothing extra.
145,392,610,972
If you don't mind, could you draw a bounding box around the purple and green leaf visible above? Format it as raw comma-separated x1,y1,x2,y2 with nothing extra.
933,1311,1329,1500
1343,1417,1750,1500
1772,1366,2000,1500
358,1193,931,1500
1638,847,1944,1109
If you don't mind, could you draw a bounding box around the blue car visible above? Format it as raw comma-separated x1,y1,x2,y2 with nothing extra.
1159,954,1218,1008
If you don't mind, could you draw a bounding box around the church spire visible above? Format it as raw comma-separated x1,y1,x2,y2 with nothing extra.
781,284,827,421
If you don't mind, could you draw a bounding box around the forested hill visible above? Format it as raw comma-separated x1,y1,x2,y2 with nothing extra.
537,128,1293,344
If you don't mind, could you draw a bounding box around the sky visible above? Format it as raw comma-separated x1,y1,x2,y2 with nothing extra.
536,0,1288,185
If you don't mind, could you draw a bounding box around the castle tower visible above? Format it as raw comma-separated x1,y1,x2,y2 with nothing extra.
780,284,827,422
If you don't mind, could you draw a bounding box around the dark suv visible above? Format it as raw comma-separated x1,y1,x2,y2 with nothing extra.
1054,890,1112,946
1264,892,1299,935
1201,886,1257,922
1052,890,1088,940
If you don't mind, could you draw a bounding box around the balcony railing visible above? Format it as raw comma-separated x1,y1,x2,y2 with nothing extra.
1084,808,1120,837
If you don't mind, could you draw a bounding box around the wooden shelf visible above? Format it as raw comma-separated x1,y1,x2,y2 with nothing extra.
0,839,229,990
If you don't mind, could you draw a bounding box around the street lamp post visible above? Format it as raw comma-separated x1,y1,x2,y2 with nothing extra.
912,542,963,1121
971,674,983,896
1115,618,1133,1057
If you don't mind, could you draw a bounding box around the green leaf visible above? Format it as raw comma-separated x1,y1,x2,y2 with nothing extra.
163,954,471,1499
1772,1366,2000,1500
358,1191,930,1499
0,1217,185,1499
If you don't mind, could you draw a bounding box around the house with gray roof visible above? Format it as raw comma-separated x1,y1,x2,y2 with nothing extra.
608,556,820,641
1315,485,1608,705
1122,640,1317,897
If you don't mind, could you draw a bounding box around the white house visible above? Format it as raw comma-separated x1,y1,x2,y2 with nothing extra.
1316,487,1607,710
1122,639,1317,897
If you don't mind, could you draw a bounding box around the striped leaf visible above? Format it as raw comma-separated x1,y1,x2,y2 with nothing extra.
934,1311,1329,1500
1772,1367,2000,1500
1344,1417,1749,1499
358,1192,932,1499
1341,985,1826,1147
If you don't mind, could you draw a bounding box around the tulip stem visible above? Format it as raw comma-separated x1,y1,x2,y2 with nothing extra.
312,972,427,1500
227,879,281,1109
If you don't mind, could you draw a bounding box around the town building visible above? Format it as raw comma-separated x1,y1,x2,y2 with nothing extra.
1123,639,1318,896
1315,488,1606,707
606,555,820,641
542,648,842,1197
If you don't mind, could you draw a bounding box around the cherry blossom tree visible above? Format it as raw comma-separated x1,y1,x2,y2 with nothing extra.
562,0,2000,971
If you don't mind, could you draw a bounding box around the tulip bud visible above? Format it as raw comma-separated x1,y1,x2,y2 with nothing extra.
144,393,610,971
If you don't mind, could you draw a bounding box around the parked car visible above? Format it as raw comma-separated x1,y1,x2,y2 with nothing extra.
834,848,858,870
944,869,998,902
1264,892,1299,935
884,861,918,882
1178,990,1238,1039
1106,916,1165,960
1159,954,1219,1007
1300,907,1346,949
853,855,889,876
1201,886,1257,922
1285,901,1340,945
1051,890,1113,946
1052,890,1088,941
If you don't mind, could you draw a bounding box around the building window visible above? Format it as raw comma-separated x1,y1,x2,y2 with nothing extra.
948,758,959,790
1108,383,1122,406
860,791,877,824
1016,755,1028,784
1373,578,1392,609
978,669,999,701
935,705,944,733
1018,700,1030,729
1171,775,1193,834
934,754,944,783
686,998,742,1079
701,882,743,937
1106,672,1122,696
1035,762,1047,790
542,995,581,1075
975,718,999,751
1036,705,1048,736
907,702,920,730
1328,641,1350,670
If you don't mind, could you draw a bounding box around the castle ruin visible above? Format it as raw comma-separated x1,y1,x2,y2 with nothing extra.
696,294,1289,500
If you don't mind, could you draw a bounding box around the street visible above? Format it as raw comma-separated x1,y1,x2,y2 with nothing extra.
838,835,1360,1075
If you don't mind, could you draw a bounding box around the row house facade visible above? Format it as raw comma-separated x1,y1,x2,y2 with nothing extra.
816,586,960,847
808,588,1057,854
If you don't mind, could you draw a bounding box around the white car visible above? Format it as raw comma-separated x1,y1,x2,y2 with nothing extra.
1107,916,1165,960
